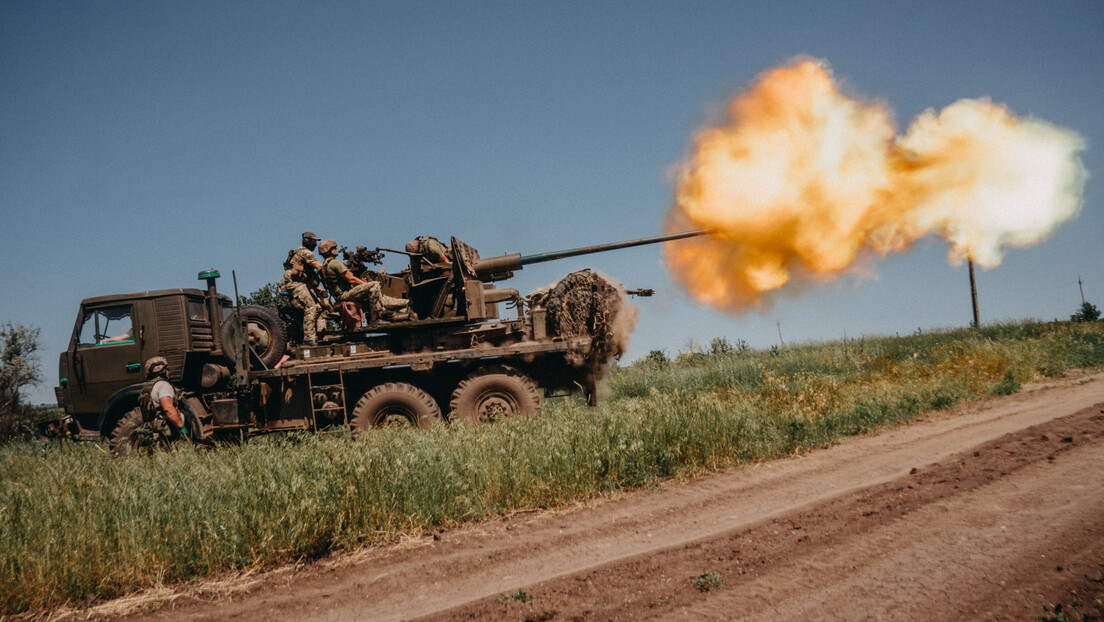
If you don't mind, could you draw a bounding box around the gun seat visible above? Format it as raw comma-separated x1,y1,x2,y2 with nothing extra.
334,301,364,331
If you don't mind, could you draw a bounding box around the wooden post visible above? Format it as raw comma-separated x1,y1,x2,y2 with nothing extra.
968,258,980,329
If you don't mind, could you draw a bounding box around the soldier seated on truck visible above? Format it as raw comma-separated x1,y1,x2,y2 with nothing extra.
99,328,134,344
319,239,414,323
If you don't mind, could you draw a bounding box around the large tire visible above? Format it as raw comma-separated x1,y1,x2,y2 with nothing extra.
449,365,542,423
110,406,195,456
108,408,155,457
351,383,442,430
222,305,288,368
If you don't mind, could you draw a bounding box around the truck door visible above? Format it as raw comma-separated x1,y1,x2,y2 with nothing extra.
69,304,143,417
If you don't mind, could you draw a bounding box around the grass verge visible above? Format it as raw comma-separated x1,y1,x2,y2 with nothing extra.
1,320,1102,614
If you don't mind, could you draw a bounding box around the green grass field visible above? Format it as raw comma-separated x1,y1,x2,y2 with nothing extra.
2,320,1102,614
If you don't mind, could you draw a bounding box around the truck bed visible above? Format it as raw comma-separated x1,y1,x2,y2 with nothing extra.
252,335,593,378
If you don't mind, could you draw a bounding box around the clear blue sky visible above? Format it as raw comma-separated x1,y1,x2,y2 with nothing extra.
2,1,1101,406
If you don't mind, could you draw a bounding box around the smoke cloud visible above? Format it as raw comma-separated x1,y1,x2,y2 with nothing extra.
665,58,1087,312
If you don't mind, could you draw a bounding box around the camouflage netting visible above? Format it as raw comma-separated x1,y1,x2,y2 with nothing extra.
527,269,636,360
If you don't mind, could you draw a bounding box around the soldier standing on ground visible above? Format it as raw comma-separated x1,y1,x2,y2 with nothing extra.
319,239,414,322
141,356,188,438
281,231,328,346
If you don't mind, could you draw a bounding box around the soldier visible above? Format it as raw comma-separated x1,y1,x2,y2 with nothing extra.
139,356,188,439
319,239,414,322
405,235,452,282
281,231,328,346
405,235,452,264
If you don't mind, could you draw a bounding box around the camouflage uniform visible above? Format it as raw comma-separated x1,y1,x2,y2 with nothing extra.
322,256,408,319
282,246,326,343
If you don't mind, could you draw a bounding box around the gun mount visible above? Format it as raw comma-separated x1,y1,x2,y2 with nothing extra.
385,229,708,325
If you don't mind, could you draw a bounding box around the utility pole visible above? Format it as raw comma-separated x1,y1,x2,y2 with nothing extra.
776,320,784,348
1079,275,1086,305
968,257,980,329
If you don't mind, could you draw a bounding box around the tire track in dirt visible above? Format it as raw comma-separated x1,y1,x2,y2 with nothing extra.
128,372,1104,622
433,395,1104,621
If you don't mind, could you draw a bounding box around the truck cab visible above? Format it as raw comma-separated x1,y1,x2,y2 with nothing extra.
55,287,232,436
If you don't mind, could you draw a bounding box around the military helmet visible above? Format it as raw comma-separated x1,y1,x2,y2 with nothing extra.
318,239,337,254
145,356,169,377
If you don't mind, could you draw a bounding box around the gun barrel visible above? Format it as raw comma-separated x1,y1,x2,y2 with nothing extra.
518,229,709,266
469,229,709,278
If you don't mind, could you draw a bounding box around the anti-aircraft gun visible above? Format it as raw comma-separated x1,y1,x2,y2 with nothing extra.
56,229,708,451
363,229,707,326
263,229,712,419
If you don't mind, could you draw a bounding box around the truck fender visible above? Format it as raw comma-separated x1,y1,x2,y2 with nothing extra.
97,383,143,436
179,396,213,441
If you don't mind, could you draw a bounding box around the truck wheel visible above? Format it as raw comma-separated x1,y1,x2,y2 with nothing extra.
109,408,149,457
223,305,288,368
449,365,542,423
351,383,442,430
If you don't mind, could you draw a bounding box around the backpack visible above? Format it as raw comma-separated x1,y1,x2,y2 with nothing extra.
415,236,449,262
138,378,180,422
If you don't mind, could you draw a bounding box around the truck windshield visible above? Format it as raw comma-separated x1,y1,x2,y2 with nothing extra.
78,305,134,346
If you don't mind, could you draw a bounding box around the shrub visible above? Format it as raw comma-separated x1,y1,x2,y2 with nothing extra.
1071,301,1101,323
240,282,289,312
0,323,42,441
691,572,725,592
640,350,669,367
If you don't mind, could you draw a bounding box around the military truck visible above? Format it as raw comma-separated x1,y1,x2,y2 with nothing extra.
52,231,704,451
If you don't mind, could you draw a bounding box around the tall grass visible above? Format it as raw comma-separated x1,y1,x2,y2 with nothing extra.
2,321,1101,614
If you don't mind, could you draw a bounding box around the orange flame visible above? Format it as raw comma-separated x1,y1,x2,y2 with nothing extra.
665,58,1087,312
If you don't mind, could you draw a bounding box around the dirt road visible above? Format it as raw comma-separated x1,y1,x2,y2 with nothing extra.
129,371,1104,621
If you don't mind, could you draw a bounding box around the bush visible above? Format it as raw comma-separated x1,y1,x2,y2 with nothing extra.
240,282,290,312
0,323,42,441
1071,301,1101,323
709,336,748,355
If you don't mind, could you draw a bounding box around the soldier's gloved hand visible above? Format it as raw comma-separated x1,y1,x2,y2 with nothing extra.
178,425,189,437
